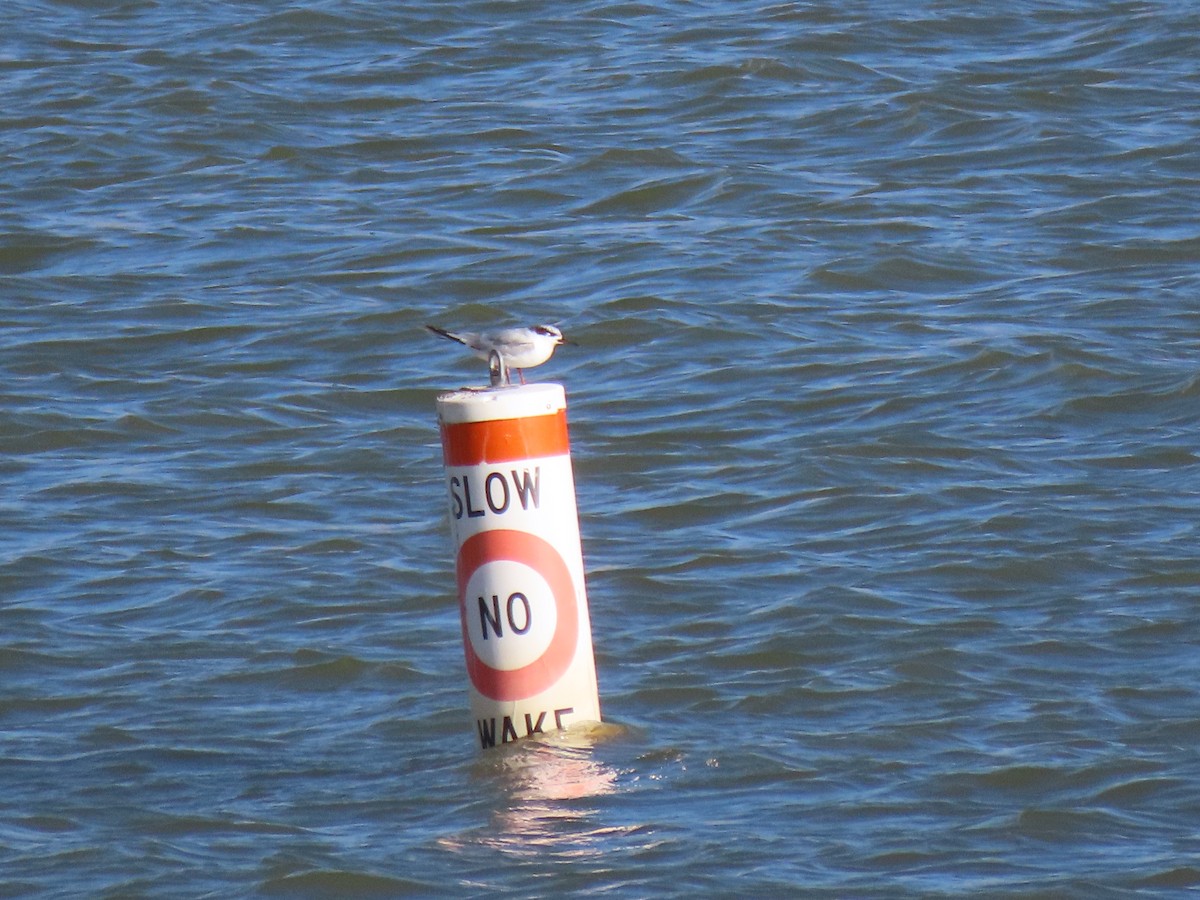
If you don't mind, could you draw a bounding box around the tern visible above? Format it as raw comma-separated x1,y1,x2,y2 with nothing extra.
425,324,575,384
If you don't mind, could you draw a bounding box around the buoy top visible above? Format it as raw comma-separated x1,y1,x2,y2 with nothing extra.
437,383,570,466
436,382,566,426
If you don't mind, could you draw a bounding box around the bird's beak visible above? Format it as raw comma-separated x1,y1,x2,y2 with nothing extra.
560,337,578,346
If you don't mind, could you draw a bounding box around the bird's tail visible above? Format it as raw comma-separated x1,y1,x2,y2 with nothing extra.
425,324,466,345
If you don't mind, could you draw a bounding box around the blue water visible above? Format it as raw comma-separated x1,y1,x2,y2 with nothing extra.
3,1,1199,896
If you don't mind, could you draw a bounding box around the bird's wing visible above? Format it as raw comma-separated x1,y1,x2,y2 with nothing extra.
501,330,537,355
426,325,467,345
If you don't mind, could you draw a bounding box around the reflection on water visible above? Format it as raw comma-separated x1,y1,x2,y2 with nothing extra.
439,723,629,860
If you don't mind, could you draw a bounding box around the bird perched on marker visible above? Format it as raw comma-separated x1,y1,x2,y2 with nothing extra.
425,324,575,384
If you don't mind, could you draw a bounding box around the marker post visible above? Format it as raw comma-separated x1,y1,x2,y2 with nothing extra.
436,382,601,750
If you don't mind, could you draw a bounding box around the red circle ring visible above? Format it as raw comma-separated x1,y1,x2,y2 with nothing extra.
456,529,578,701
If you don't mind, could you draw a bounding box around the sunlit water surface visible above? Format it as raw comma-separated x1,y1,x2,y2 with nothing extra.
3,1,1199,896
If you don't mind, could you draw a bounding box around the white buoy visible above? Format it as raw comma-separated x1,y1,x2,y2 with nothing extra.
436,382,601,749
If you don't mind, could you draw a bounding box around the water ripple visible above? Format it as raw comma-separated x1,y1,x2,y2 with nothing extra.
3,0,1200,895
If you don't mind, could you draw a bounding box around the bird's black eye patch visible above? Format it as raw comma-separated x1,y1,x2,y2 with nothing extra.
533,325,554,336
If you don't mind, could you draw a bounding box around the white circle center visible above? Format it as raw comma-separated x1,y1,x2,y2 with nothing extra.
464,560,557,670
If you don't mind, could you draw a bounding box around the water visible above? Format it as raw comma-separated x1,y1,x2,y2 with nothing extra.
3,0,1199,895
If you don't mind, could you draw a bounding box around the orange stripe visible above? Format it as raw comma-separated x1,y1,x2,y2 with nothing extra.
441,409,569,466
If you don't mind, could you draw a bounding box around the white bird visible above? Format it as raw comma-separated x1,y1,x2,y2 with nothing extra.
425,324,575,384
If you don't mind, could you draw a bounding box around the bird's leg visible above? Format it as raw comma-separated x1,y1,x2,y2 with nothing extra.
518,369,526,385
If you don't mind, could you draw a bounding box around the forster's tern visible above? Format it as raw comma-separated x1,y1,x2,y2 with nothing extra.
426,324,575,384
